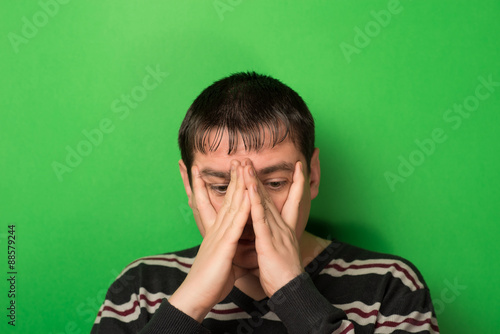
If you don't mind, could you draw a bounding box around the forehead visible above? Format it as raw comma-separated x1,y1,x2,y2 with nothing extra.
192,131,304,170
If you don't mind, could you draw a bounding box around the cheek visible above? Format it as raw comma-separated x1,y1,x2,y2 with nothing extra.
272,192,289,215
194,192,224,237
208,192,224,212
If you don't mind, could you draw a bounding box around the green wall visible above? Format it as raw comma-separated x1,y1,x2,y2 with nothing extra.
1,1,499,333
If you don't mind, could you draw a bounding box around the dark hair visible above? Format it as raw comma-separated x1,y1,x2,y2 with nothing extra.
178,71,315,181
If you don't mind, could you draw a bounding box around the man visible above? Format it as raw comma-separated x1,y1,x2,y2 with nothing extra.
91,72,439,333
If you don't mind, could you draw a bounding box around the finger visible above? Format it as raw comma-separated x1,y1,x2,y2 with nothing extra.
281,161,305,227
248,181,275,244
241,158,252,167
223,189,251,241
222,160,239,206
218,160,239,215
192,165,217,224
243,163,274,212
229,165,247,214
244,163,282,232
221,165,248,230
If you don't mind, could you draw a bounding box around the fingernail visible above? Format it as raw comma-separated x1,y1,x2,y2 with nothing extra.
231,164,236,172
249,167,255,177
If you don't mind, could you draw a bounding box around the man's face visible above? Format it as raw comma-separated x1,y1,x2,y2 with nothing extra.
180,133,320,270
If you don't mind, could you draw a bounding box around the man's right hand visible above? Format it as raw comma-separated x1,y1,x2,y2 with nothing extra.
168,160,250,322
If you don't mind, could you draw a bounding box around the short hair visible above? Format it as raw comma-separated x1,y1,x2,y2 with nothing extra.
178,71,315,181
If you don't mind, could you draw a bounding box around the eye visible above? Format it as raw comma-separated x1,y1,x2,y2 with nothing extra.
265,180,288,191
209,184,228,196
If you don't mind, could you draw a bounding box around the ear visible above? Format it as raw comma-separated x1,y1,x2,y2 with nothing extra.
309,148,320,200
179,159,193,207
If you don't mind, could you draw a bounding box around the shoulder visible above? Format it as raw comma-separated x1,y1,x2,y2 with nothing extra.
119,245,200,276
104,245,200,305
94,245,200,327
112,244,200,288
319,239,428,292
313,240,439,333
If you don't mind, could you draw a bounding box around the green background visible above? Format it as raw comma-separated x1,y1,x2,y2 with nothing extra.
1,1,499,333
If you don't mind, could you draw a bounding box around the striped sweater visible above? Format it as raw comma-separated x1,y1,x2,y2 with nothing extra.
91,239,439,333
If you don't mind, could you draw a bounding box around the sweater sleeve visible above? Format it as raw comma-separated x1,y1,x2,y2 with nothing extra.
89,263,211,334
267,272,439,334
375,269,440,333
267,272,353,334
138,300,211,334
91,297,210,334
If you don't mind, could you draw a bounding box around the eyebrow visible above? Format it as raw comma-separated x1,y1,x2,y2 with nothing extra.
200,161,295,181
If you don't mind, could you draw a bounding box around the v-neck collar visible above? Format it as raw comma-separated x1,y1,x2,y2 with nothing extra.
225,239,339,316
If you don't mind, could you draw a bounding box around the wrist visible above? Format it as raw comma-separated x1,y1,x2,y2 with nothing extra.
268,267,304,296
169,284,213,323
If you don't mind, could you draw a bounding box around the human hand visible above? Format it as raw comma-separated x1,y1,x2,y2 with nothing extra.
243,160,305,297
169,161,250,322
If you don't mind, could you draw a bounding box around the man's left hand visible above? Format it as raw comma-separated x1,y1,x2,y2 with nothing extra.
243,160,306,297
